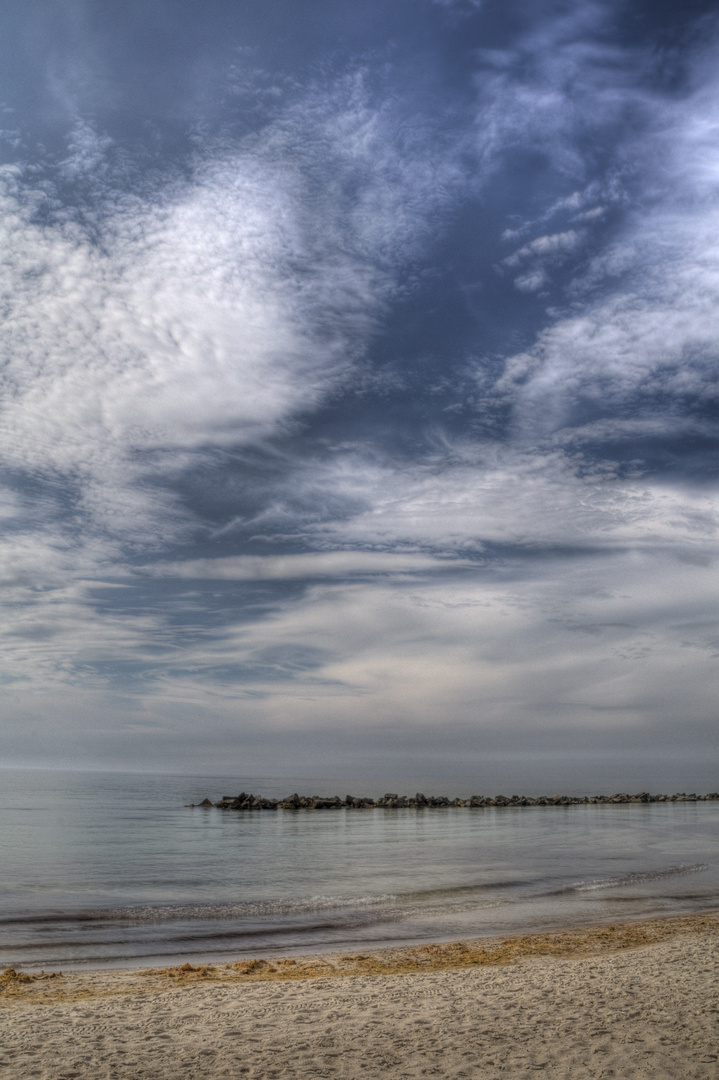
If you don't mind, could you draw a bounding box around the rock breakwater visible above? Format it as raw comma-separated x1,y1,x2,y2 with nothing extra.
189,790,719,810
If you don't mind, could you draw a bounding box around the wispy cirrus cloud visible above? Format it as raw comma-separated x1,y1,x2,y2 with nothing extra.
473,17,719,459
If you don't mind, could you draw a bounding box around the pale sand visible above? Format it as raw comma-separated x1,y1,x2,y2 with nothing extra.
1,914,717,1079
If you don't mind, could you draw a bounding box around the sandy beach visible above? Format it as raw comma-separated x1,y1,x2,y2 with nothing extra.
1,913,717,1079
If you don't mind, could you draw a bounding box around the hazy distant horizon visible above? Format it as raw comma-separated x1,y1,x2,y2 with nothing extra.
1,761,715,800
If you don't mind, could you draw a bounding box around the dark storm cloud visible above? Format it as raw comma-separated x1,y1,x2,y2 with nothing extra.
0,0,716,781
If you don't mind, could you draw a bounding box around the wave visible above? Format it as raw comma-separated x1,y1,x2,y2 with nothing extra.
0,880,530,930
0,893,396,928
567,863,708,893
0,864,712,954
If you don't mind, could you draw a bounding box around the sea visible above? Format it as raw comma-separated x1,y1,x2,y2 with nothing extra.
1,768,717,972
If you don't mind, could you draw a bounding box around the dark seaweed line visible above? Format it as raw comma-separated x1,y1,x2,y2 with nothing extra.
191,790,719,811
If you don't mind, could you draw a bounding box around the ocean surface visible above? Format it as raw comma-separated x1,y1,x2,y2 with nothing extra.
1,768,717,971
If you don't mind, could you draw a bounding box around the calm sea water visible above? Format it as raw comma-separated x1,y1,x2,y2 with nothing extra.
1,768,717,971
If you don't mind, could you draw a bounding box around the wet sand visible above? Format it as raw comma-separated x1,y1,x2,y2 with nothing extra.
1,912,717,1078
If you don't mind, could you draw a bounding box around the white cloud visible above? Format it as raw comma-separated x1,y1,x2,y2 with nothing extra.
491,40,719,442
472,3,644,180
5,546,715,774
59,119,113,179
513,270,547,293
0,71,466,569
0,156,352,476
503,229,583,268
144,552,477,580
550,416,717,448
291,445,716,555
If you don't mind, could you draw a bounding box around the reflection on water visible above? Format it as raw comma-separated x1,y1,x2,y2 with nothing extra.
0,769,717,969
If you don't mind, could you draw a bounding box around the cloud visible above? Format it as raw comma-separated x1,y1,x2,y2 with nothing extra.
0,152,356,476
3,545,715,777
502,230,584,291
287,444,716,556
472,2,646,180
144,552,478,580
1,1,717,781
0,67,467,572
503,230,583,268
513,270,548,293
485,32,719,449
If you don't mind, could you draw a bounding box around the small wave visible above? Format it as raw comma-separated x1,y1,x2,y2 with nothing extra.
570,863,708,893
0,893,397,929
402,879,533,904
0,881,534,930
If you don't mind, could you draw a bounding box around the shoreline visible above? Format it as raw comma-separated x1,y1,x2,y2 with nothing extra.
1,912,717,1080
2,909,717,1002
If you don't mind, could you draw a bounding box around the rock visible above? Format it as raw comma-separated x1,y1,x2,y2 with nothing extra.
214,792,249,809
193,787,718,812
345,795,364,807
311,796,341,809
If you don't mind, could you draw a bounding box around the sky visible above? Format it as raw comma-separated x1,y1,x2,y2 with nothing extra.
0,0,717,790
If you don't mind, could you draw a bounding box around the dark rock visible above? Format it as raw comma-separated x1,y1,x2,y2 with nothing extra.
195,787,718,812
311,796,341,809
345,795,373,807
